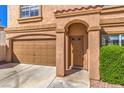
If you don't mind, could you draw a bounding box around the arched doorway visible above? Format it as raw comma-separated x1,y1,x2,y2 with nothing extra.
66,23,88,70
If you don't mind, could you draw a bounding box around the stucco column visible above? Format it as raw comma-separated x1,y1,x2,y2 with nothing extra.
5,39,12,62
88,26,101,80
56,29,65,77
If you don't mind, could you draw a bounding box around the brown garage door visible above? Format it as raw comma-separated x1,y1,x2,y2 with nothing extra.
12,39,56,66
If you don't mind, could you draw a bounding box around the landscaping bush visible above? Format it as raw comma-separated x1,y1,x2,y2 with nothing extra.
100,45,124,85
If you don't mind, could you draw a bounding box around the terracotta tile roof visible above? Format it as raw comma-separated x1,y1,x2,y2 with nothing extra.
55,5,103,13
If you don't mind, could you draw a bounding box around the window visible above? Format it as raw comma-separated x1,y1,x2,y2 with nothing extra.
101,35,110,46
101,34,124,46
20,5,40,18
121,35,124,46
109,35,119,45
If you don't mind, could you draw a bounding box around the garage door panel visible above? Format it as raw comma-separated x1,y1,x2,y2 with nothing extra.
48,50,55,53
35,44,45,48
47,51,56,55
48,45,55,48
41,56,48,61
13,39,56,66
35,51,42,55
21,56,33,59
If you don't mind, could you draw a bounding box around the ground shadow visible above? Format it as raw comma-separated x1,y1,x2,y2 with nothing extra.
65,68,82,76
0,61,9,65
0,63,19,69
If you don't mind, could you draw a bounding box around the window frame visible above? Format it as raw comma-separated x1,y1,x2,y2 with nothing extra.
20,5,41,18
18,5,42,23
101,34,124,46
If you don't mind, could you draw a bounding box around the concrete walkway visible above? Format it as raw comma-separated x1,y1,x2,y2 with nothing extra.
0,63,90,88
49,70,90,88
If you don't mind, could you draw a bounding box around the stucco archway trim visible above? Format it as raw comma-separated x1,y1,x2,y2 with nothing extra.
65,19,89,33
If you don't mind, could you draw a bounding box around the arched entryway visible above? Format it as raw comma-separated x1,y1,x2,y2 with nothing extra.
65,21,88,72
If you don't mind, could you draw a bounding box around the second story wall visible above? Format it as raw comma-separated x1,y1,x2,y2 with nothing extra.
8,5,84,28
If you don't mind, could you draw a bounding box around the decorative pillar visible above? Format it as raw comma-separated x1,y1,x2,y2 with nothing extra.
88,26,101,80
56,29,65,77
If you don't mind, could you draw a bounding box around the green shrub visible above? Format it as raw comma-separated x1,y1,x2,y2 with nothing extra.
100,45,124,85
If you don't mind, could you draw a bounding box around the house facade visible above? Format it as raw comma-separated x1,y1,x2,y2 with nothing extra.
0,26,6,61
5,5,124,80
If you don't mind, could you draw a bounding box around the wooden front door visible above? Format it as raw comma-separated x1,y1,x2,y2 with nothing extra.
70,36,84,68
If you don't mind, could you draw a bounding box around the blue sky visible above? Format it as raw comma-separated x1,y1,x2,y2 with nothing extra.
0,5,7,27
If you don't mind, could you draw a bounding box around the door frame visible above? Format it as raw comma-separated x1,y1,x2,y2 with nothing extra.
65,23,88,71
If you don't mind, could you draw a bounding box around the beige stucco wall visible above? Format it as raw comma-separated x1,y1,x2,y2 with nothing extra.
101,6,124,34
101,6,124,19
56,14,100,30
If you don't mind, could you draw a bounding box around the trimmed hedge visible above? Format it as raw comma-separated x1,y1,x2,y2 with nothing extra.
100,45,124,85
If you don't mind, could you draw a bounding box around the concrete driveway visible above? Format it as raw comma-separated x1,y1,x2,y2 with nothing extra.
0,63,89,88
0,63,56,88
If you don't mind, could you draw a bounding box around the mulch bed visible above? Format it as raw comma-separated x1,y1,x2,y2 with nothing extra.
90,80,124,88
